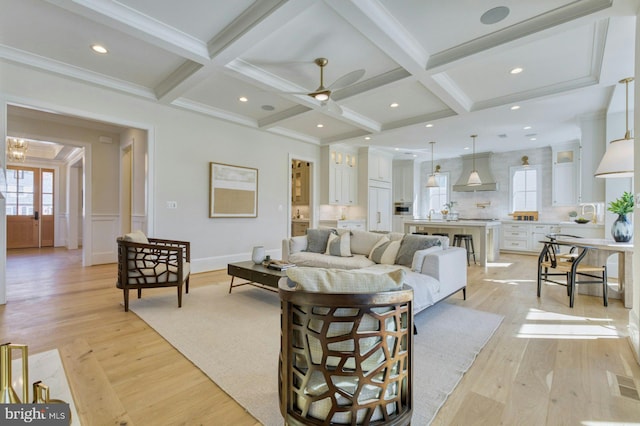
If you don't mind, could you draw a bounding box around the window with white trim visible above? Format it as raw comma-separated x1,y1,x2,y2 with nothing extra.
510,165,540,212
421,172,449,216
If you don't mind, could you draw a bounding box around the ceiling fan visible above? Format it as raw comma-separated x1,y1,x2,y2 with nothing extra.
285,58,365,112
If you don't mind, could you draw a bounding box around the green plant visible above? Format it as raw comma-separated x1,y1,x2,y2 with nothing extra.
607,191,634,215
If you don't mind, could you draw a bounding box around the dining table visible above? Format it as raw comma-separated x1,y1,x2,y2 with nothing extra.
552,236,633,308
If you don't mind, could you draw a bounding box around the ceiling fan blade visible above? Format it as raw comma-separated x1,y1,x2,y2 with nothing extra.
328,69,365,90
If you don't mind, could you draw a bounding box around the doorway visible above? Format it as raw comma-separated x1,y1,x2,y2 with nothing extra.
6,166,54,249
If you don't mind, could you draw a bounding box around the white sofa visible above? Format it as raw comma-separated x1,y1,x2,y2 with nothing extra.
281,228,467,315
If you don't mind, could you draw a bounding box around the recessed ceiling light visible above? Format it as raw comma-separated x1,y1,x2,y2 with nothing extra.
390,102,399,108
364,136,371,140
425,123,433,128
523,126,532,130
316,124,324,128
412,154,417,158
261,105,275,111
394,148,400,151
464,147,470,150
90,44,108,54
480,6,510,25
530,137,537,141
510,67,523,75
238,96,248,102
510,105,521,110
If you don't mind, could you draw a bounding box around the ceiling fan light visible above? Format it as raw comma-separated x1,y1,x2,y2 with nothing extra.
595,137,634,178
310,90,330,101
467,171,482,186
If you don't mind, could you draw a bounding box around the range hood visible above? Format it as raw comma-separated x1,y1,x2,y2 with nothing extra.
453,152,498,192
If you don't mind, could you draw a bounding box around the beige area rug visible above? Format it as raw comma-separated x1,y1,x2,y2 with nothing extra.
129,283,503,425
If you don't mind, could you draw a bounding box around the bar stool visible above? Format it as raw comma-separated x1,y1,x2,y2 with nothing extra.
453,234,476,266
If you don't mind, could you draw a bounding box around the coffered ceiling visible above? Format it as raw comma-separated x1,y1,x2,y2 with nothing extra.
0,0,637,160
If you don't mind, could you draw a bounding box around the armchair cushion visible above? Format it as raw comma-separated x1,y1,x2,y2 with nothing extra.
284,266,404,293
123,229,149,244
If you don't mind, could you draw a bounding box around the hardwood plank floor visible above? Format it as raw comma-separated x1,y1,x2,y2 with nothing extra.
2,248,639,425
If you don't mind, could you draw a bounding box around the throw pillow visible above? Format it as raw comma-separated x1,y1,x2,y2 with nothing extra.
411,245,443,272
305,228,335,253
395,234,442,267
285,267,405,293
369,239,401,265
325,232,352,257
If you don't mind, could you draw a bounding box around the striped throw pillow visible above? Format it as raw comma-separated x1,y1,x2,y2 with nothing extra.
324,232,352,257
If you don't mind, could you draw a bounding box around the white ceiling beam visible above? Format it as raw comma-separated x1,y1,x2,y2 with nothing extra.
43,0,210,63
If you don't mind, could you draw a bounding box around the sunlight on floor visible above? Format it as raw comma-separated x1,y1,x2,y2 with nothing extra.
581,422,640,425
517,308,621,340
486,262,513,268
483,278,535,286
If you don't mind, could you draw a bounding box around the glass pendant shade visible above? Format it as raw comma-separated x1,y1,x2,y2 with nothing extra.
595,77,634,178
467,134,482,186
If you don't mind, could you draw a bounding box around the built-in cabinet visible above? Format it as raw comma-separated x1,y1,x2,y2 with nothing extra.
321,146,357,205
319,219,366,230
291,160,310,205
552,143,580,206
368,187,392,232
291,220,310,236
501,221,604,253
359,147,393,232
393,160,415,203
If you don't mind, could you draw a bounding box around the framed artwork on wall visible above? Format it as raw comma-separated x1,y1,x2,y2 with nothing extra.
209,162,258,218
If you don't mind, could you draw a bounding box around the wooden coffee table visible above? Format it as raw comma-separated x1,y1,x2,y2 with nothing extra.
227,260,289,293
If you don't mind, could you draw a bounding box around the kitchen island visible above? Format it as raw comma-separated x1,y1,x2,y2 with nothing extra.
404,219,501,266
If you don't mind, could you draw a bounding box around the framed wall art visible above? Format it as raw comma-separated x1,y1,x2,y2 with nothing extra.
209,162,258,218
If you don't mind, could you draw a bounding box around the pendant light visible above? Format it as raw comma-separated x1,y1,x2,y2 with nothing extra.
426,141,439,187
595,77,634,178
467,134,482,186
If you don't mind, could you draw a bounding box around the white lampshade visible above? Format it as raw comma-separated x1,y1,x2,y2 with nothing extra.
595,137,634,178
467,170,482,186
426,174,438,187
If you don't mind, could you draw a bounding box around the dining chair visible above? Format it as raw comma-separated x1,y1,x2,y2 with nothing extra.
537,240,607,307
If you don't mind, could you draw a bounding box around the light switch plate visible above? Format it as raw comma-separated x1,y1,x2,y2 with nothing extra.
167,201,177,209
636,194,640,207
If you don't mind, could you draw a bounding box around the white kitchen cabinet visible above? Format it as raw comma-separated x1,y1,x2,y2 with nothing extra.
321,145,358,205
393,160,415,202
501,223,531,252
530,224,556,253
368,150,393,183
552,143,579,206
368,187,392,232
558,224,604,239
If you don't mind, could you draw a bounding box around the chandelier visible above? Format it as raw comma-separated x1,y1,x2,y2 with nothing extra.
7,138,28,162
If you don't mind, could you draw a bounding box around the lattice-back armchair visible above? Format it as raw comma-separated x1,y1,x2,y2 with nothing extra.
279,267,413,425
116,230,190,312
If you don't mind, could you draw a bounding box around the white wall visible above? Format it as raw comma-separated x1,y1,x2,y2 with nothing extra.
0,61,320,282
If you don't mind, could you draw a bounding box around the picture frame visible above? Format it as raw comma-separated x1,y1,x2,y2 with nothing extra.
209,162,258,218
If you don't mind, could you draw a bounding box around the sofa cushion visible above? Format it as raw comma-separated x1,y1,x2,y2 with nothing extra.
325,232,352,257
305,228,335,253
289,252,375,270
284,266,404,293
369,238,401,265
349,230,386,256
395,234,443,268
289,235,308,254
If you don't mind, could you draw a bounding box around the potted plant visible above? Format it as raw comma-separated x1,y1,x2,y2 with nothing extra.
608,191,634,242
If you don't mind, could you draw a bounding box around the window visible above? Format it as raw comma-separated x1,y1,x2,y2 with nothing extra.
422,172,449,216
510,165,540,212
6,168,35,216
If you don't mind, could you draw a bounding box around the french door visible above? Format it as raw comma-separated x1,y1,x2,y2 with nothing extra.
6,166,54,249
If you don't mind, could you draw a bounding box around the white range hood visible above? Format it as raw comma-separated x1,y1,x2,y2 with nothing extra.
453,152,498,192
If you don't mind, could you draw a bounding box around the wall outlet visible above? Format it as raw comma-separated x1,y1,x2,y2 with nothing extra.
166,201,177,209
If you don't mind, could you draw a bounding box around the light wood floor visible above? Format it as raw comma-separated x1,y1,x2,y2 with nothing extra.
3,248,640,425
